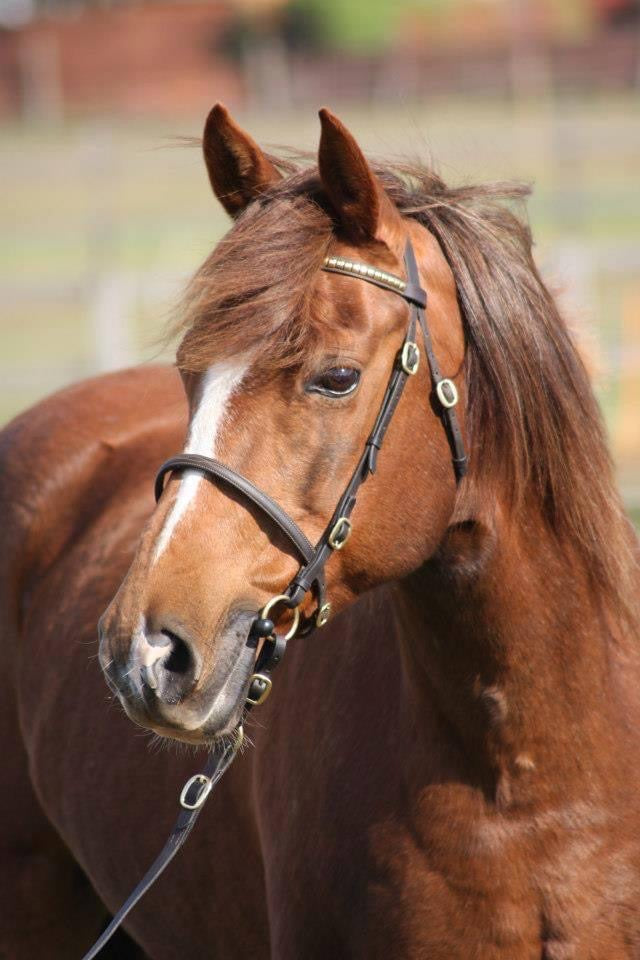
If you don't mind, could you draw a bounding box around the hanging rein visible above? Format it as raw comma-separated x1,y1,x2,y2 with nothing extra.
81,238,467,959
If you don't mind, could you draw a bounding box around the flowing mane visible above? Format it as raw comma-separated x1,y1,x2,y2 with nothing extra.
172,153,639,628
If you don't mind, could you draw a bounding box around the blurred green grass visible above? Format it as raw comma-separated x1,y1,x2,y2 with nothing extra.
1,94,638,512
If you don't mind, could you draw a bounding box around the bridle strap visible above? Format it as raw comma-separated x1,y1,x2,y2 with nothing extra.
417,309,468,480
403,240,468,482
80,237,468,959
155,454,315,565
288,336,420,603
80,740,238,960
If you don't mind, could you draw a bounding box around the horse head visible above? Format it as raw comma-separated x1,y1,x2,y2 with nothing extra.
98,105,466,743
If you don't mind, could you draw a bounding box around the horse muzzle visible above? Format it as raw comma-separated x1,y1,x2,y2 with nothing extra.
98,608,258,744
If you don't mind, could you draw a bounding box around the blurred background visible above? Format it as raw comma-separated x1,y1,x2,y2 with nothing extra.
1,0,638,521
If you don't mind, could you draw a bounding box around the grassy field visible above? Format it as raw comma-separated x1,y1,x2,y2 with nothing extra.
2,93,639,511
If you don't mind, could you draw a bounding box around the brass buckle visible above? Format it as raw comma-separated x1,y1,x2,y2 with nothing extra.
401,341,420,375
259,594,300,641
328,517,352,550
179,773,213,810
316,602,332,627
436,378,458,409
246,673,272,706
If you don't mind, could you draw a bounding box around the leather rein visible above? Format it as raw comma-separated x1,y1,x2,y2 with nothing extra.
81,238,467,959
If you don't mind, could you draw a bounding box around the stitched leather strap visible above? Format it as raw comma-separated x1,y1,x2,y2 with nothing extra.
80,739,239,960
155,455,315,564
288,328,418,603
416,310,468,479
403,241,468,481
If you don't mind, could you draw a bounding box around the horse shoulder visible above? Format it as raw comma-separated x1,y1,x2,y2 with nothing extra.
0,365,186,612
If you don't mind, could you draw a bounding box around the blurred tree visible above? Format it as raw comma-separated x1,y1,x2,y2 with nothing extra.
287,0,403,54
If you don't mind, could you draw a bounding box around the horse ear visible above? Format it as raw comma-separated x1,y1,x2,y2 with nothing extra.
203,103,283,217
318,108,400,245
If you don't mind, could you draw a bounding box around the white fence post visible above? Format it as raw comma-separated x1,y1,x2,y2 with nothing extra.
91,274,135,373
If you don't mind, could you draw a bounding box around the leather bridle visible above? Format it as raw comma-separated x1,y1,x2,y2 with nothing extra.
81,238,467,959
155,239,467,701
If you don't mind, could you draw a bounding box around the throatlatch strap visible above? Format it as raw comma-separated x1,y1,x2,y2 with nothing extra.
416,310,468,479
403,241,468,481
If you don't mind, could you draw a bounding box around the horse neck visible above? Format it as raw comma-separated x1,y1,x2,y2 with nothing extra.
394,494,640,811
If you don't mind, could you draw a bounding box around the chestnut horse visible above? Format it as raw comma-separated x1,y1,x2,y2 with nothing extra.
1,105,639,960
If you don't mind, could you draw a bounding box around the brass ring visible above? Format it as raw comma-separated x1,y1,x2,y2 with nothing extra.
436,378,458,409
401,341,420,375
259,594,301,641
179,774,213,811
328,517,352,550
246,673,273,706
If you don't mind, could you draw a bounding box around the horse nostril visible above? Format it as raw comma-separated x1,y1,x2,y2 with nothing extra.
141,626,201,705
161,629,191,676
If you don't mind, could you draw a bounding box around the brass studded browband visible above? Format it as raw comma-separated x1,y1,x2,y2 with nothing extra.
322,255,407,295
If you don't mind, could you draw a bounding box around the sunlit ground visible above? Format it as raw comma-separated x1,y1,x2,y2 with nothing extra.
2,93,639,519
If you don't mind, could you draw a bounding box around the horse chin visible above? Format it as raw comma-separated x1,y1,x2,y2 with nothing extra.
103,678,247,744
116,681,248,746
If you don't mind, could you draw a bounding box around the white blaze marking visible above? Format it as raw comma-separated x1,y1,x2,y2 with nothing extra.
152,360,249,563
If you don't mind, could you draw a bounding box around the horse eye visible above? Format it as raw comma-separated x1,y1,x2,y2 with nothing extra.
308,366,360,397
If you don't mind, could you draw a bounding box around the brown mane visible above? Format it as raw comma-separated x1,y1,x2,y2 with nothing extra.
172,153,638,629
